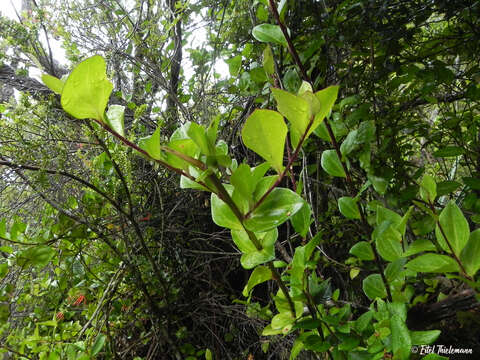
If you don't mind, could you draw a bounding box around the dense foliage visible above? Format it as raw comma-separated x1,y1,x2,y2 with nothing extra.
1,0,480,359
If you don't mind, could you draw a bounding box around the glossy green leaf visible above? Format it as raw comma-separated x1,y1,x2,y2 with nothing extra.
231,228,257,254
240,229,277,269
321,150,345,178
211,185,242,230
271,88,310,148
349,241,374,261
91,334,106,356
242,109,287,174
138,127,162,160
231,163,255,203
405,253,459,273
41,74,64,94
362,274,387,299
245,188,304,232
410,330,441,345
420,174,436,203
290,201,312,238
460,228,480,276
61,55,113,121
435,200,469,256
338,197,360,219
391,314,411,360
242,266,272,297
252,24,287,46
105,105,125,136
374,222,403,262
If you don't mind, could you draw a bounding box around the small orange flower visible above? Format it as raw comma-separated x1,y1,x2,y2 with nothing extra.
73,294,86,306
56,311,64,320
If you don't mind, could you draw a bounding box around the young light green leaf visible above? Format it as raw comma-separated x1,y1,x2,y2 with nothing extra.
312,85,340,132
271,88,310,148
405,253,459,273
252,24,287,46
435,200,469,256
231,164,255,202
321,150,346,178
240,229,278,269
420,174,437,203
211,185,243,230
91,334,106,356
242,266,272,297
205,349,213,360
338,197,361,219
460,228,480,276
61,55,113,121
362,274,387,299
410,330,441,345
231,229,258,254
185,122,212,156
349,241,374,261
242,109,287,174
105,105,125,137
245,188,304,232
41,74,64,95
138,127,162,160
263,45,275,76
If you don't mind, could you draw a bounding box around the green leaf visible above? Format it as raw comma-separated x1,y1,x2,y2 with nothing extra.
17,246,55,269
290,201,312,238
226,55,242,77
405,254,459,273
271,88,310,148
242,109,287,174
435,200,469,256
61,55,113,121
404,239,436,257
138,127,162,160
419,174,436,203
231,163,255,203
460,228,480,276
185,122,212,156
391,314,411,360
105,105,125,137
263,45,275,76
410,330,441,345
362,274,387,299
368,174,388,195
321,150,346,177
338,197,360,219
205,348,213,360
240,229,277,269
252,24,287,46
433,146,465,157
242,266,272,297
0,263,8,278
91,334,106,356
354,310,374,333
41,74,64,94
374,222,403,261
313,86,340,131
349,241,374,261
211,185,243,230
437,180,461,197
231,228,257,253
245,188,304,232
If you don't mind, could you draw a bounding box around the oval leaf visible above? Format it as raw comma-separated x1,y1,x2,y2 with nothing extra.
105,105,125,137
252,24,287,46
61,55,113,121
242,109,287,174
434,200,469,256
245,188,304,232
338,197,360,219
460,228,480,276
405,253,459,273
362,274,387,300
242,266,272,297
321,150,346,178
